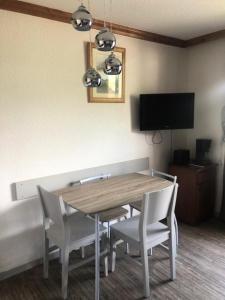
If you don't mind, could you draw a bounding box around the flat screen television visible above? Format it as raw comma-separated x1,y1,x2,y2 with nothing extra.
139,93,194,131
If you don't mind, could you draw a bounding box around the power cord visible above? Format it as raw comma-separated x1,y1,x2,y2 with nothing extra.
145,131,163,145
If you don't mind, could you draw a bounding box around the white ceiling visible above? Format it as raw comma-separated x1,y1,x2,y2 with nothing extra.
22,0,225,39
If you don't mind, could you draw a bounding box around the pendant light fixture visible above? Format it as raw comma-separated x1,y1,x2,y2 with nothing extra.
103,0,122,75
104,52,122,75
83,1,101,87
95,28,116,51
83,67,101,87
71,1,92,31
71,0,122,87
95,0,116,51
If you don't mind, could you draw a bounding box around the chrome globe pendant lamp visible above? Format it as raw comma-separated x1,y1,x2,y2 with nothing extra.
95,27,116,51
95,0,116,51
83,66,101,87
71,0,122,87
83,2,101,88
104,52,122,75
71,1,92,31
103,0,122,75
83,43,102,87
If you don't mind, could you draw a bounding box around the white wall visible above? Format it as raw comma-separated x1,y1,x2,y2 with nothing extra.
0,11,185,273
173,39,225,214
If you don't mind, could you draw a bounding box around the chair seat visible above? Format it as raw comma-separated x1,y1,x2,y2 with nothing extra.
111,215,169,244
47,212,107,250
69,213,107,248
130,200,142,211
98,207,128,222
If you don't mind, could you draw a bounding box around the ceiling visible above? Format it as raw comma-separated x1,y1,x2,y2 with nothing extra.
22,0,225,39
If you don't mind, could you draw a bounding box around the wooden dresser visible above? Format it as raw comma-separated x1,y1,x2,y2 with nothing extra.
169,164,217,225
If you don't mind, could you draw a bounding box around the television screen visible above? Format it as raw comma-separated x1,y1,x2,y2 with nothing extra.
139,93,194,131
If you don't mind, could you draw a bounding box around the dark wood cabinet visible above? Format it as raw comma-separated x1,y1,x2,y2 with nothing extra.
169,164,217,225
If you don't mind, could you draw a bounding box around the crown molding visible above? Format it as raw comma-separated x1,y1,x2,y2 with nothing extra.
93,19,186,47
185,29,225,47
0,0,186,48
1,0,225,48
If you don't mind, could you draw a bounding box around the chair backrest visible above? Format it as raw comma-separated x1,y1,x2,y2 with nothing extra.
151,169,177,184
139,183,178,234
37,185,66,236
79,173,111,185
69,173,111,186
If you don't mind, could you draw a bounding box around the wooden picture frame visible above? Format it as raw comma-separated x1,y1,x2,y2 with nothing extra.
87,43,126,103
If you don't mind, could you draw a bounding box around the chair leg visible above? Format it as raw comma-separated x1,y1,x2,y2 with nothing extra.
140,243,150,298
130,206,133,217
62,247,70,300
101,233,108,277
174,217,179,246
80,246,85,259
107,222,110,238
125,242,130,254
123,216,129,254
43,233,49,279
110,232,117,272
169,229,176,280
103,255,108,277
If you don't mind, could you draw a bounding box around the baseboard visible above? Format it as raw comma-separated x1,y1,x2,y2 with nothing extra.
0,248,59,281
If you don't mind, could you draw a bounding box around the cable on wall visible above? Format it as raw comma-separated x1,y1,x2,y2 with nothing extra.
145,131,163,145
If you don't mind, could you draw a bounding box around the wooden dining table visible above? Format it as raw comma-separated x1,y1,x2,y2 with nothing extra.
55,172,172,300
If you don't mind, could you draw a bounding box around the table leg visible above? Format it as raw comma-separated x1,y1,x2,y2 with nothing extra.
95,213,100,300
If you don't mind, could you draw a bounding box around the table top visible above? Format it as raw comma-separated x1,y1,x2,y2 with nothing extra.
54,173,172,214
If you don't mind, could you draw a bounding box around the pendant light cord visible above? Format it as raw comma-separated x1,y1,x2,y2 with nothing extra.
110,0,113,32
104,0,106,28
87,0,92,46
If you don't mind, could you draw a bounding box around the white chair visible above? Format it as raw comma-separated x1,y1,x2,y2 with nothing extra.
39,179,85,261
110,183,178,298
37,186,108,300
130,169,179,247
